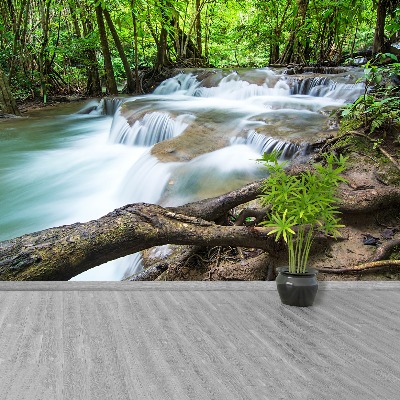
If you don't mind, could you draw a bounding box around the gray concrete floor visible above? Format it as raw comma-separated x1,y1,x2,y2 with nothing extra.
0,281,399,400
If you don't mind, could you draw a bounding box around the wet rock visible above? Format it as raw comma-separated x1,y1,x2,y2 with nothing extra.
151,120,230,162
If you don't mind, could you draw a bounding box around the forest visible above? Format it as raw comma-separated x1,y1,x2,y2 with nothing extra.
0,0,399,104
0,0,400,281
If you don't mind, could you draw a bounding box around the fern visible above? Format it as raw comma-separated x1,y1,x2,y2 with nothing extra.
341,54,400,135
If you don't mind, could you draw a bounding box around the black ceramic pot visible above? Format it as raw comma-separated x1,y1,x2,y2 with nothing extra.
276,268,318,307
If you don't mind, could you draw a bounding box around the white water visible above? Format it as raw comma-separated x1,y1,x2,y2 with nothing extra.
0,67,365,280
110,111,192,146
232,130,306,159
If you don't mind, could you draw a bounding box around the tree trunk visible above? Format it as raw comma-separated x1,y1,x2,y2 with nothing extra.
68,0,81,38
95,4,118,95
156,27,169,70
37,0,52,103
131,0,141,93
0,179,266,281
155,0,175,70
8,0,28,82
269,43,280,64
373,0,388,54
80,3,102,96
0,203,274,281
195,0,202,57
279,0,309,64
0,68,21,116
102,7,135,93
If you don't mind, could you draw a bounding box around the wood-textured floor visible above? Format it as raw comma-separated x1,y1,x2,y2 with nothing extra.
0,281,399,400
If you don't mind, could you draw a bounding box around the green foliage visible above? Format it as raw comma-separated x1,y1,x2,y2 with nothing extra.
341,53,400,134
0,0,390,95
258,151,347,274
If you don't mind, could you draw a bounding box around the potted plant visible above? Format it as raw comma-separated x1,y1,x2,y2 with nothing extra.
259,151,347,306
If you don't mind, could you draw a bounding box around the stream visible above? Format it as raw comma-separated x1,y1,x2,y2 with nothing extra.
0,67,364,280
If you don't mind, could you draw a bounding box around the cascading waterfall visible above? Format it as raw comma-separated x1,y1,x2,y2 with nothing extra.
109,111,191,146
99,97,126,116
0,67,366,280
154,73,202,96
118,152,177,204
158,71,291,99
77,97,125,117
290,76,364,102
75,97,126,116
291,77,334,96
231,131,307,159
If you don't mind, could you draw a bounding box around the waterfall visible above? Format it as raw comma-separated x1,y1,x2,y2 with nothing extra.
154,73,202,95
291,77,334,96
323,82,365,102
100,98,126,116
75,97,126,116
118,152,176,204
290,77,364,102
75,99,101,115
109,111,191,146
153,70,291,100
195,78,290,99
232,131,306,159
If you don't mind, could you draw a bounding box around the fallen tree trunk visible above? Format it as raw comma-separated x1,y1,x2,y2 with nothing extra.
0,179,266,281
0,203,275,281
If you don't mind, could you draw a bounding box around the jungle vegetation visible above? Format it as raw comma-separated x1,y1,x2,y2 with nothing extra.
0,0,399,101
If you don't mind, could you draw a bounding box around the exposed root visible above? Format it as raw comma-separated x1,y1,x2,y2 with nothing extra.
318,260,400,274
205,252,272,281
372,238,400,261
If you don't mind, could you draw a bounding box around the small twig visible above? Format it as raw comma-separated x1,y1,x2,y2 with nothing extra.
351,151,378,164
215,246,221,269
207,246,220,261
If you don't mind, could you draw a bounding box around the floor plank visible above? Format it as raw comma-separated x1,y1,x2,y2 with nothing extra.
0,282,399,399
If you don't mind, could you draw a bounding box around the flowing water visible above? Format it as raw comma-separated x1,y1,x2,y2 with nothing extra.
0,67,364,280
